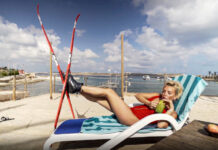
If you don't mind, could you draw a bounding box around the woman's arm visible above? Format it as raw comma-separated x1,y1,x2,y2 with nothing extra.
157,111,177,128
135,93,159,109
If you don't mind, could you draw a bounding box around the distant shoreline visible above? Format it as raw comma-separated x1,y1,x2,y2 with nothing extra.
36,72,218,81
37,72,184,77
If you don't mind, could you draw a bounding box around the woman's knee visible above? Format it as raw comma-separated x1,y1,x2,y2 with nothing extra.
104,88,115,96
119,116,138,126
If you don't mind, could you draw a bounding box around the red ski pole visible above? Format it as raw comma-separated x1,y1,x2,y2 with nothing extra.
54,14,80,129
37,5,78,128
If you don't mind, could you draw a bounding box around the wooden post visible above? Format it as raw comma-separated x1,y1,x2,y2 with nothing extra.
84,76,88,86
53,75,56,93
125,75,128,93
24,74,27,98
121,34,124,99
50,51,53,100
12,75,16,100
164,73,167,84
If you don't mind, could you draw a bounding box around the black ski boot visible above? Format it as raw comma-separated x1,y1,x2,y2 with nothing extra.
68,74,83,93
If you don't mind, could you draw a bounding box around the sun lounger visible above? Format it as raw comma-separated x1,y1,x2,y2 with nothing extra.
43,75,207,150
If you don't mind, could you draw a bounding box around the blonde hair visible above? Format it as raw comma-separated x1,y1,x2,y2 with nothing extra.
164,80,183,99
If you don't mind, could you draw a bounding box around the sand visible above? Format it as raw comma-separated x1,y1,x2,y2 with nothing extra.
0,93,217,150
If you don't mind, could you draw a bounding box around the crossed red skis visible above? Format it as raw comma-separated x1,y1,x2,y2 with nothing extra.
37,4,80,129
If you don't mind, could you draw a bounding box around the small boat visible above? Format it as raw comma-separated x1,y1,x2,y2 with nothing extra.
143,75,150,80
98,80,119,89
74,77,80,81
167,77,172,81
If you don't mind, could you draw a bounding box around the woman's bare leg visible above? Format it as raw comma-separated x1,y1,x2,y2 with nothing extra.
82,93,112,111
81,86,139,126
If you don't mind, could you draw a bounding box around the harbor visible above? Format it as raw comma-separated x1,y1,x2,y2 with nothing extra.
0,73,218,101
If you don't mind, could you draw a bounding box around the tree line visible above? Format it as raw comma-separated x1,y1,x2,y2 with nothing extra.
0,66,19,77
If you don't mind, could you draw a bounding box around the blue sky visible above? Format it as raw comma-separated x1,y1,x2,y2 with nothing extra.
1,0,218,75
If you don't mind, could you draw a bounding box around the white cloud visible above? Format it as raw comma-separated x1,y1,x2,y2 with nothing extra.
116,29,133,39
103,24,218,74
103,38,121,62
132,0,218,45
103,29,160,73
136,27,180,52
0,17,99,72
77,48,99,58
58,47,99,64
0,17,50,64
128,0,218,74
101,0,218,74
76,29,86,37
103,29,134,63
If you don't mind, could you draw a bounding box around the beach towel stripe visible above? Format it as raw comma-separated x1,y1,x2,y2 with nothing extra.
172,75,207,122
81,115,171,134
179,77,207,121
174,75,195,112
178,77,199,113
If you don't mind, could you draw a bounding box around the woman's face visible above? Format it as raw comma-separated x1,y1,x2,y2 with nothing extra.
161,85,176,101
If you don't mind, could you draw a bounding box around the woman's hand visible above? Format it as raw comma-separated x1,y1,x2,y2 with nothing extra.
135,93,160,109
148,99,159,109
162,99,174,112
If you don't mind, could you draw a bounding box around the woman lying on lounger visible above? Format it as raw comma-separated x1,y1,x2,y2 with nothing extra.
67,74,183,128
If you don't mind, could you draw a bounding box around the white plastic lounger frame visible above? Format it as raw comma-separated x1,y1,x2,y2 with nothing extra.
98,114,181,150
44,113,184,150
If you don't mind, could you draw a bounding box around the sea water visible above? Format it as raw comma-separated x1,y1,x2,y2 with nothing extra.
1,75,218,97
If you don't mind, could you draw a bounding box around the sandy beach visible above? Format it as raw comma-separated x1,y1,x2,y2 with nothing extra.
0,93,218,150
